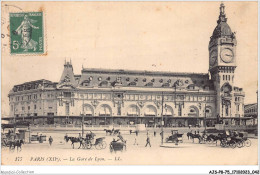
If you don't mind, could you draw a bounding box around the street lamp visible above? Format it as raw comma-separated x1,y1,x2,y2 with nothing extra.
204,103,207,131
160,92,167,146
81,112,85,137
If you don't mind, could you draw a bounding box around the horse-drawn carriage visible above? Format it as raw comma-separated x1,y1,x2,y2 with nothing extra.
65,132,107,150
109,133,127,153
219,131,251,148
203,130,251,148
1,133,24,151
165,130,183,145
82,134,107,150
1,133,10,147
109,140,126,152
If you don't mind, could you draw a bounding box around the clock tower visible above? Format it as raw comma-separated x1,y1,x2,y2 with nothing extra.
209,3,237,119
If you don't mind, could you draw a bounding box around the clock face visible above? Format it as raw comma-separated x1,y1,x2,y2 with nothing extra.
221,48,234,63
209,50,217,66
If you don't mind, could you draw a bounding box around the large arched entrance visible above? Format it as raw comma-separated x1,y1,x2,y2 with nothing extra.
188,106,200,126
144,105,157,127
163,105,174,127
97,104,112,125
127,105,140,125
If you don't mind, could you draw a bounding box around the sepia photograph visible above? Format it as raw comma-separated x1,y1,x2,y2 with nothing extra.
1,1,259,173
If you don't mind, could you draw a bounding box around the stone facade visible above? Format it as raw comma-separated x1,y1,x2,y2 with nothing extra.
7,3,245,127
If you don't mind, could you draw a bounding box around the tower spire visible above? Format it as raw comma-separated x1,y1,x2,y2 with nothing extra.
217,2,227,24
220,2,225,15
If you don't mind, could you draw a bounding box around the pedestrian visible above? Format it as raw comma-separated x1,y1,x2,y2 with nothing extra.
117,132,125,142
154,131,156,137
136,131,138,136
48,136,53,146
145,135,151,147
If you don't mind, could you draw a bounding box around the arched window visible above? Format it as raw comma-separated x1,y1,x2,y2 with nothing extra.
163,105,173,116
144,105,157,116
99,104,112,116
127,105,140,116
205,106,212,118
188,106,199,117
83,104,94,116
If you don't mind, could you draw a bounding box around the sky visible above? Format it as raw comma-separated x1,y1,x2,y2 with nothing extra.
1,1,258,116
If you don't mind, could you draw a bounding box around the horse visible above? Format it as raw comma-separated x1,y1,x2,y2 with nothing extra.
129,130,138,135
9,140,24,152
113,129,120,135
104,129,113,135
64,135,71,143
69,137,84,149
187,132,202,143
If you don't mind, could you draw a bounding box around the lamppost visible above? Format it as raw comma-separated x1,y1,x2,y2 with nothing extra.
28,123,31,143
204,103,207,131
161,92,167,145
81,113,85,137
136,102,138,125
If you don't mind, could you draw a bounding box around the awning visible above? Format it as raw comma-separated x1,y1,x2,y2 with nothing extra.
127,112,138,115
85,111,93,115
144,112,156,116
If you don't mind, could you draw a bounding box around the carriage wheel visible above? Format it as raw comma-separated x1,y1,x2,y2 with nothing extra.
95,143,102,150
245,139,251,147
205,139,211,144
101,141,107,149
230,141,236,149
86,143,92,149
236,141,243,148
109,144,113,153
210,140,215,145
9,145,15,152
220,141,226,148
82,143,86,149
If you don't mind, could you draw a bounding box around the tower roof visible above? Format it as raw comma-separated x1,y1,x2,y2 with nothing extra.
211,3,234,40
57,60,77,88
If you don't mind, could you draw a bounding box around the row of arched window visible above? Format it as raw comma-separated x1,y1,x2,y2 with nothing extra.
81,104,213,117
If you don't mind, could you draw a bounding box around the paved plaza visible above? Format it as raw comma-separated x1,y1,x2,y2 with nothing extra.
1,129,258,165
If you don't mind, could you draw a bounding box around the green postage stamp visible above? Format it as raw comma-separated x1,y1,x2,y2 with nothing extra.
10,12,44,54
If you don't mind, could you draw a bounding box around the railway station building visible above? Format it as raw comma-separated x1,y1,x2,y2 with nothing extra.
6,4,246,128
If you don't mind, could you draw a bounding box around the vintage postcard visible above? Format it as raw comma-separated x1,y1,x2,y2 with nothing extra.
1,1,258,169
